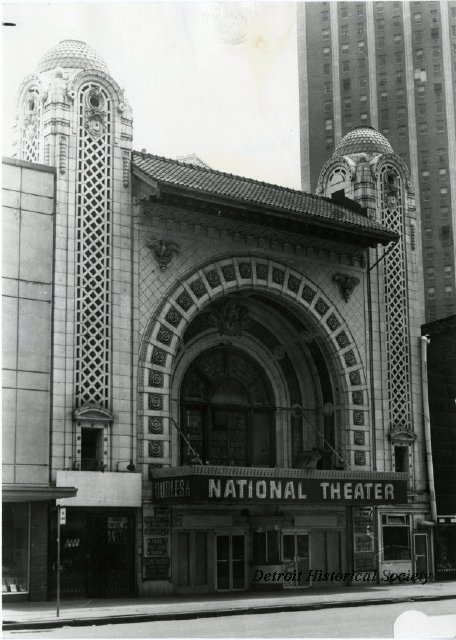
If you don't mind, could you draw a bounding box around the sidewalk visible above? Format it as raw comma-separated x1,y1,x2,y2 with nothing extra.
3,581,456,631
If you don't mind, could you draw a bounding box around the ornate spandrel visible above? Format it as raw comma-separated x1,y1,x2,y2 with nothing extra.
147,239,180,272
333,273,360,302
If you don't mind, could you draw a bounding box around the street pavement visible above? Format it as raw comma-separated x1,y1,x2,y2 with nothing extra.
2,580,456,632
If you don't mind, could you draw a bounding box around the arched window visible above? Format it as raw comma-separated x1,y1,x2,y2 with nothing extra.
180,347,275,467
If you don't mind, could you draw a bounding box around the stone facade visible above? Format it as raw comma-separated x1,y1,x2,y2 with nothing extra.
2,40,433,600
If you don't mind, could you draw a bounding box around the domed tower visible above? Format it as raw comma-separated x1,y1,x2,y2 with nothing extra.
317,127,424,487
14,41,134,476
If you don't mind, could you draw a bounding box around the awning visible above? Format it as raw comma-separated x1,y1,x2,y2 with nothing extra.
2,484,78,502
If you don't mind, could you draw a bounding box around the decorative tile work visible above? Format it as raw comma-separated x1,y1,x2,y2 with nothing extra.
190,279,206,298
149,441,164,458
353,410,365,425
287,275,301,292
336,331,350,348
272,268,285,285
165,307,182,327
148,394,163,410
239,263,252,279
326,313,341,331
301,285,316,303
205,270,221,288
74,83,112,408
354,451,366,466
315,298,330,316
151,348,167,367
352,391,364,405
157,326,172,345
353,431,365,446
349,370,361,386
148,416,164,434
256,264,268,280
222,265,236,281
344,350,357,367
176,291,193,311
148,370,164,388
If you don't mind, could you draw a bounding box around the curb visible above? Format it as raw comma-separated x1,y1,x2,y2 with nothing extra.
3,594,456,631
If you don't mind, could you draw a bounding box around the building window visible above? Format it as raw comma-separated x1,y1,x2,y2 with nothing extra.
427,287,436,299
253,530,281,564
422,209,431,219
380,109,389,122
433,46,441,58
444,266,452,279
440,225,451,241
322,29,330,39
394,446,409,473
357,24,365,36
325,118,333,131
426,248,434,261
418,104,426,116
439,168,447,178
358,40,365,50
323,46,330,57
80,427,104,470
360,78,367,88
414,68,427,82
414,31,422,42
396,89,405,99
445,285,453,299
377,18,385,30
434,83,443,95
341,7,348,18
343,97,352,109
325,137,334,149
378,36,385,48
397,106,405,119
441,206,449,217
381,127,390,135
421,169,429,180
360,113,368,123
394,34,402,44
2,504,30,594
344,115,352,128
342,43,349,53
379,54,386,66
431,27,439,39
382,514,411,561
434,63,441,74
398,124,407,137
380,91,388,101
356,5,364,16
436,103,443,114
376,2,384,13
424,227,433,239
343,79,351,91
422,190,430,201
342,60,350,72
323,82,332,95
341,25,349,38
415,48,424,59
417,86,426,96
358,58,366,71
426,267,435,281
360,94,367,103
414,12,422,22
323,63,331,75
395,70,403,84
437,121,445,133
440,187,448,197
395,52,403,64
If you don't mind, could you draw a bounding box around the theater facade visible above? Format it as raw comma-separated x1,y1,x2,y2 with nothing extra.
2,40,433,600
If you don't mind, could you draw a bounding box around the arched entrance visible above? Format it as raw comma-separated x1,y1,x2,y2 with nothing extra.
180,346,275,467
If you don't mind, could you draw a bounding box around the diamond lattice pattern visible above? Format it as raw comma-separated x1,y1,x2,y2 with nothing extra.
75,84,111,408
21,90,41,163
379,166,412,430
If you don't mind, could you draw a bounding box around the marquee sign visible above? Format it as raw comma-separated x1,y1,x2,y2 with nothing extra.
150,474,407,505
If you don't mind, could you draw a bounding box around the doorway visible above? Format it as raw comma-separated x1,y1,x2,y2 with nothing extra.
216,534,246,591
282,531,310,588
413,532,430,576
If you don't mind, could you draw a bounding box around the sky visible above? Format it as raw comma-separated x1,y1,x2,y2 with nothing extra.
2,1,301,189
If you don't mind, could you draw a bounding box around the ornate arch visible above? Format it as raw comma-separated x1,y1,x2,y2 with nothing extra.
67,69,127,112
138,256,370,470
316,155,356,196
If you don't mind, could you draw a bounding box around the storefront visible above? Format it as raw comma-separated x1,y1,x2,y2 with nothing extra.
2,485,77,601
145,467,409,593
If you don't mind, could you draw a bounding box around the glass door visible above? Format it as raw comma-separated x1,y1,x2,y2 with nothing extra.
413,532,429,575
282,532,310,588
216,534,246,591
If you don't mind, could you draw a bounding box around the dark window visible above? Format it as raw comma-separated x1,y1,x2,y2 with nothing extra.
80,428,103,470
383,526,411,560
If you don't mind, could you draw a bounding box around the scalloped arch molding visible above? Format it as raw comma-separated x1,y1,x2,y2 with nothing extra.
139,256,369,465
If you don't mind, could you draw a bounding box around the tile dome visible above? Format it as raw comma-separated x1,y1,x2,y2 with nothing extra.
37,40,109,74
333,126,393,157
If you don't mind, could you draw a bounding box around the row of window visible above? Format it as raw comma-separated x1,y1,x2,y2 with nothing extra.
426,266,454,281
427,286,453,299
426,246,453,261
421,168,448,179
422,187,449,199
422,207,450,219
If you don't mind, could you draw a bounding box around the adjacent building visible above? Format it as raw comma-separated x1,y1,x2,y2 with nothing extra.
297,0,456,322
2,39,435,600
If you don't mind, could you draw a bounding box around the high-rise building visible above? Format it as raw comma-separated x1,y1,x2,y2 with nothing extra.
297,0,456,322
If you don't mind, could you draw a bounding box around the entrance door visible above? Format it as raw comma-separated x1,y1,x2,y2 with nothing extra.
282,532,310,588
413,532,429,576
216,534,246,591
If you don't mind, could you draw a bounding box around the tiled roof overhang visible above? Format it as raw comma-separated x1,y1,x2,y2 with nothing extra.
133,152,398,249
